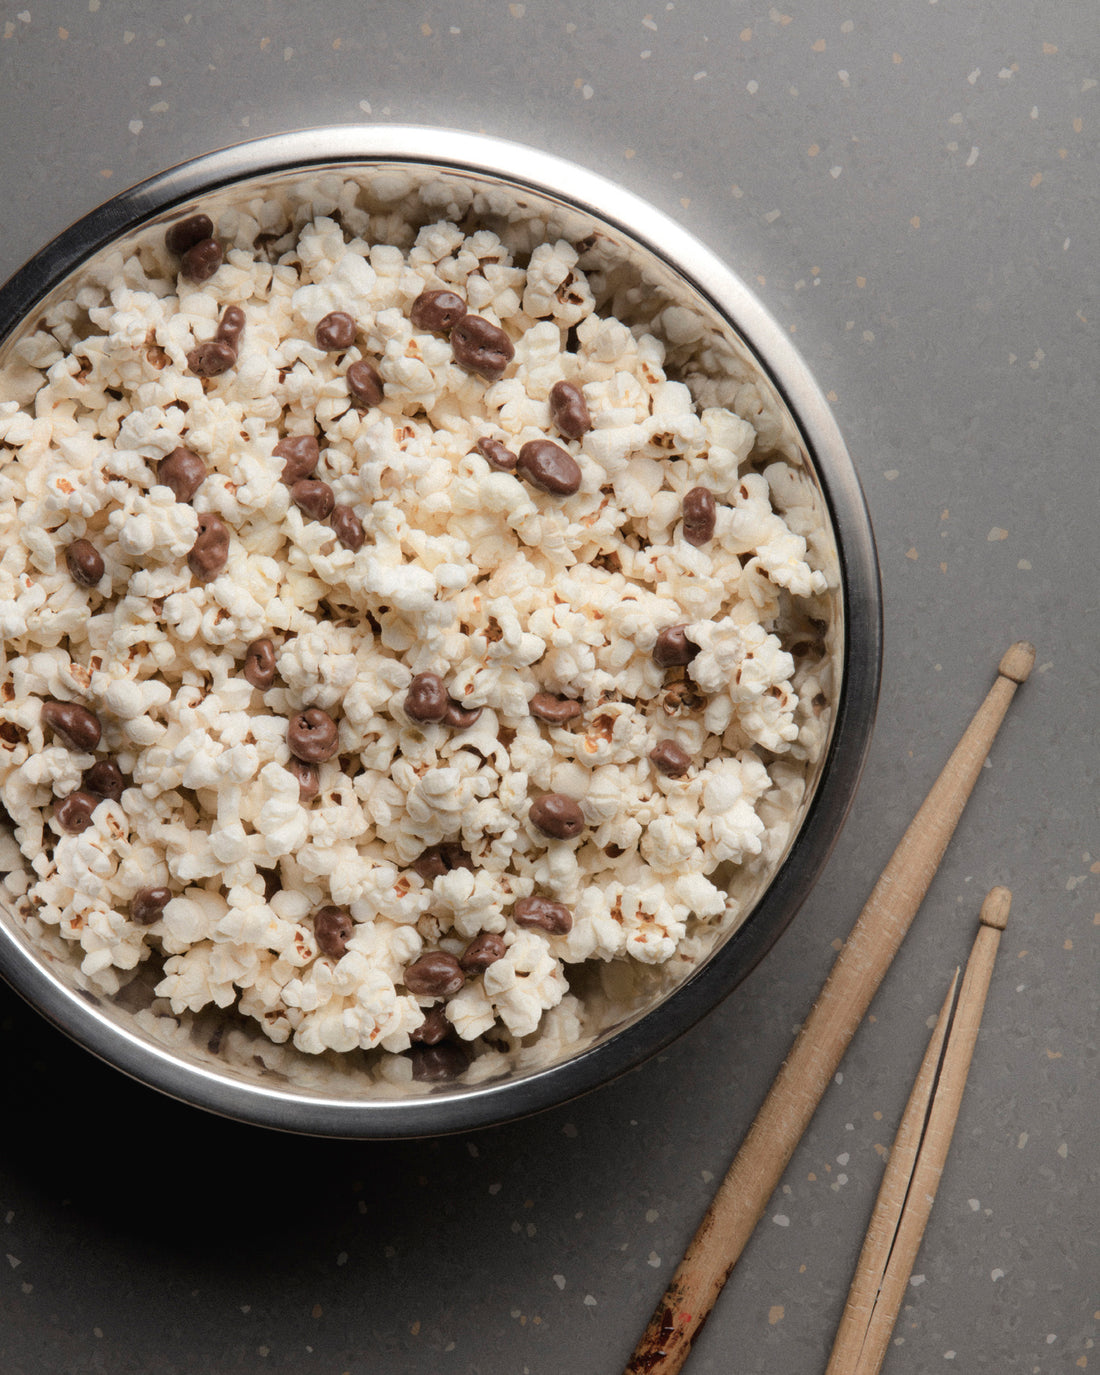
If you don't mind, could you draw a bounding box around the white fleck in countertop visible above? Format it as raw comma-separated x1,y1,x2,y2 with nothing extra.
0,2,1096,1372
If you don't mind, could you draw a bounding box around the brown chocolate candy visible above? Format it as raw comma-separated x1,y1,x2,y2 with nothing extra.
315,311,356,351
243,637,277,690
180,237,223,282
330,504,365,552
410,1005,451,1045
529,793,585,840
131,886,172,925
404,950,466,998
407,1040,471,1081
186,339,237,377
314,905,354,960
682,486,717,546
287,707,340,762
413,850,449,882
653,624,699,668
649,740,693,777
459,932,507,973
476,436,518,471
187,512,230,582
83,758,126,802
273,434,320,484
215,305,246,350
165,213,214,256
55,790,99,834
450,314,514,379
529,692,583,725
411,288,467,332
346,358,384,407
549,379,592,439
65,539,104,588
289,757,320,802
516,440,582,497
404,672,449,724
514,895,574,935
291,478,335,522
41,700,102,752
411,842,473,882
443,698,483,730
157,445,206,502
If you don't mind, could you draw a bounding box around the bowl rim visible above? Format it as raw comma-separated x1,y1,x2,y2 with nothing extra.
0,124,882,1138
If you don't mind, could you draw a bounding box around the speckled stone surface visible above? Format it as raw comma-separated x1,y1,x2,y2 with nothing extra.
0,3,1096,1372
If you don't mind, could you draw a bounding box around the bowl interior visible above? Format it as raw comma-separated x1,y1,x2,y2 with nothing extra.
0,132,879,1135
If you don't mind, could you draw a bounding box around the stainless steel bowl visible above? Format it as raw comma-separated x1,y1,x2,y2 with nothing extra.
0,126,881,1136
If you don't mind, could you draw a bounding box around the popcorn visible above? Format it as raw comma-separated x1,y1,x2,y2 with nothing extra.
103,677,172,720
482,929,568,1037
255,762,310,858
161,889,229,951
0,188,836,1078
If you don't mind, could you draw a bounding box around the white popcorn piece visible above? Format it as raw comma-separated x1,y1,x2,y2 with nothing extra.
161,889,229,952
255,762,310,858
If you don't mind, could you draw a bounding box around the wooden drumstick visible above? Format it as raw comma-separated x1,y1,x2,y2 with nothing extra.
823,967,961,1375
624,644,1034,1375
845,886,1011,1375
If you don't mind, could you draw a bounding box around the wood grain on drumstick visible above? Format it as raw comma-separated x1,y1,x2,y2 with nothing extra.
624,644,1033,1375
848,886,1011,1375
823,968,960,1375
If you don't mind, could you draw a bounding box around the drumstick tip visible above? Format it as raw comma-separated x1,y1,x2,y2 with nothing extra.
998,642,1035,684
979,886,1012,931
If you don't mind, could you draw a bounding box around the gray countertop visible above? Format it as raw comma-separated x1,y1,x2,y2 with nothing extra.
1,2,1096,1372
